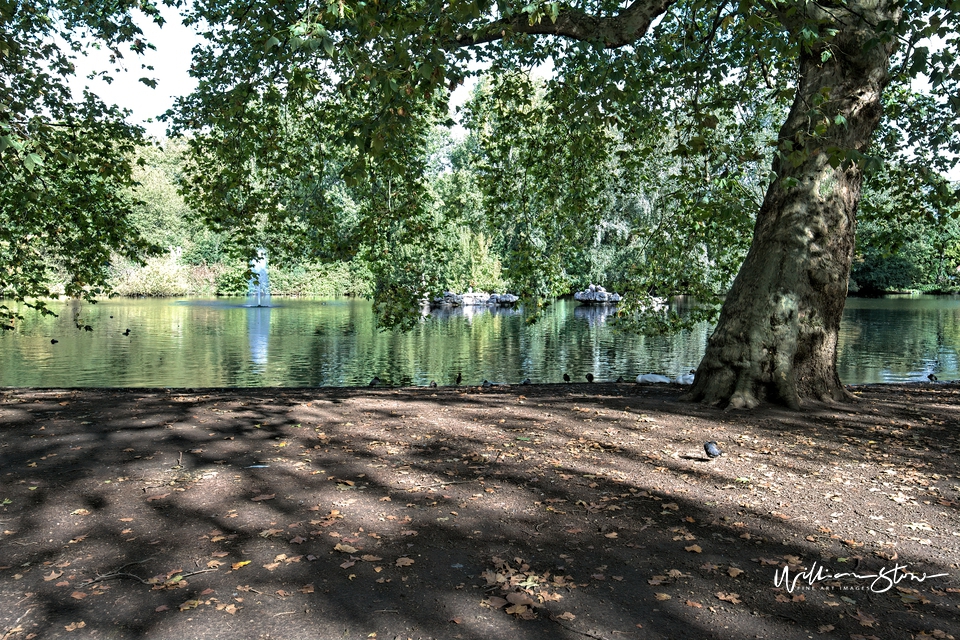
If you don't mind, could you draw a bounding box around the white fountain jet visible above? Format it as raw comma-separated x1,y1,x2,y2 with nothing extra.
248,248,271,307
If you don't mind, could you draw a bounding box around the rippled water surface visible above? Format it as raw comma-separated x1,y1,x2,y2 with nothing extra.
1,295,956,387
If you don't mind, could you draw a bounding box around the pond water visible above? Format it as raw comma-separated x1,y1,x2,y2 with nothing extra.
0,296,957,388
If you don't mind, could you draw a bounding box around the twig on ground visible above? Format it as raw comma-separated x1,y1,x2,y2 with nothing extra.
81,559,216,587
411,480,474,489
1,607,33,640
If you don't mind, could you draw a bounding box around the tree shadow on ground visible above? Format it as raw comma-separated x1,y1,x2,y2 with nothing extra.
0,383,957,639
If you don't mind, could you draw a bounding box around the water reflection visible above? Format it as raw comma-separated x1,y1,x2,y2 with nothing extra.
247,305,270,372
573,304,617,326
2,295,959,387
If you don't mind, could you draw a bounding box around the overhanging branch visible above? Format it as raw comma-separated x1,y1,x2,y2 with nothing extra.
453,0,678,49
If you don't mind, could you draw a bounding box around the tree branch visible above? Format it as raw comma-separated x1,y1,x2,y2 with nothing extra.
453,0,678,50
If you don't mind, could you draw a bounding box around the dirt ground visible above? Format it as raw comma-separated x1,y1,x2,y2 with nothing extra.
0,382,958,640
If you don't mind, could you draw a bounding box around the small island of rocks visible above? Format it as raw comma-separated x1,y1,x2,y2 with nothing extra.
573,284,622,304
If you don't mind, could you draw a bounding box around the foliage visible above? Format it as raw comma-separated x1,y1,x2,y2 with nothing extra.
855,162,960,293
0,0,165,325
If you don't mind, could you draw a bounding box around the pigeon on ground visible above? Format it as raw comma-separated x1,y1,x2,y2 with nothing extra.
521,378,531,385
615,376,624,383
455,372,462,386
369,376,380,387
704,441,722,459
586,373,594,383
928,373,938,382
563,373,571,383
481,380,493,388
429,380,437,388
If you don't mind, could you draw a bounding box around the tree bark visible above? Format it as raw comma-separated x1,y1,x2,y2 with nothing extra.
688,1,901,409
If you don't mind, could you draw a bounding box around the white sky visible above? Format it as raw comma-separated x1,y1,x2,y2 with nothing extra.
70,4,198,139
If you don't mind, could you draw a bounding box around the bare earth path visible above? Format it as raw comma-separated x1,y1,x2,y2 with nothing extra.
0,383,958,640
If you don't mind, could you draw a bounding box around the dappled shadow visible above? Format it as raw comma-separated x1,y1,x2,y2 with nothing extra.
0,384,958,639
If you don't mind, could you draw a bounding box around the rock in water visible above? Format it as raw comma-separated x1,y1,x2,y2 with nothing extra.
636,373,671,384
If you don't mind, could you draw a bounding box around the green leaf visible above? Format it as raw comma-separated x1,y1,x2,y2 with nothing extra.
264,36,281,52
24,152,43,173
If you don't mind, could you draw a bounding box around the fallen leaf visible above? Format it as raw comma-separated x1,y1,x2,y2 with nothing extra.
70,591,87,600
361,555,383,562
211,551,229,558
853,609,876,627
728,567,744,578
179,599,200,611
818,624,834,633
685,600,703,608
654,593,672,601
64,622,86,632
231,561,250,570
259,528,283,538
264,562,281,571
395,557,415,567
339,560,355,569
155,605,169,612
505,603,528,615
556,612,576,620
290,535,306,544
506,592,535,606
251,494,275,501
145,493,169,502
716,592,741,604
299,584,315,593
44,570,63,581
685,545,702,553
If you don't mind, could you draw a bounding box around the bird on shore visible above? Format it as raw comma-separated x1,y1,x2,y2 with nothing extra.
704,441,722,459
615,376,624,383
122,328,131,336
481,380,493,388
50,339,58,344
521,378,531,385
586,373,594,383
563,373,571,383
928,373,938,382
369,376,380,387
455,372,462,386
429,380,437,388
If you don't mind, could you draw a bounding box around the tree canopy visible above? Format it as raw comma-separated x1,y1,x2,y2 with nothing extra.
0,0,168,325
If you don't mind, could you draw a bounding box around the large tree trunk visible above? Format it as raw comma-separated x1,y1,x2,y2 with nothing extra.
688,1,901,409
